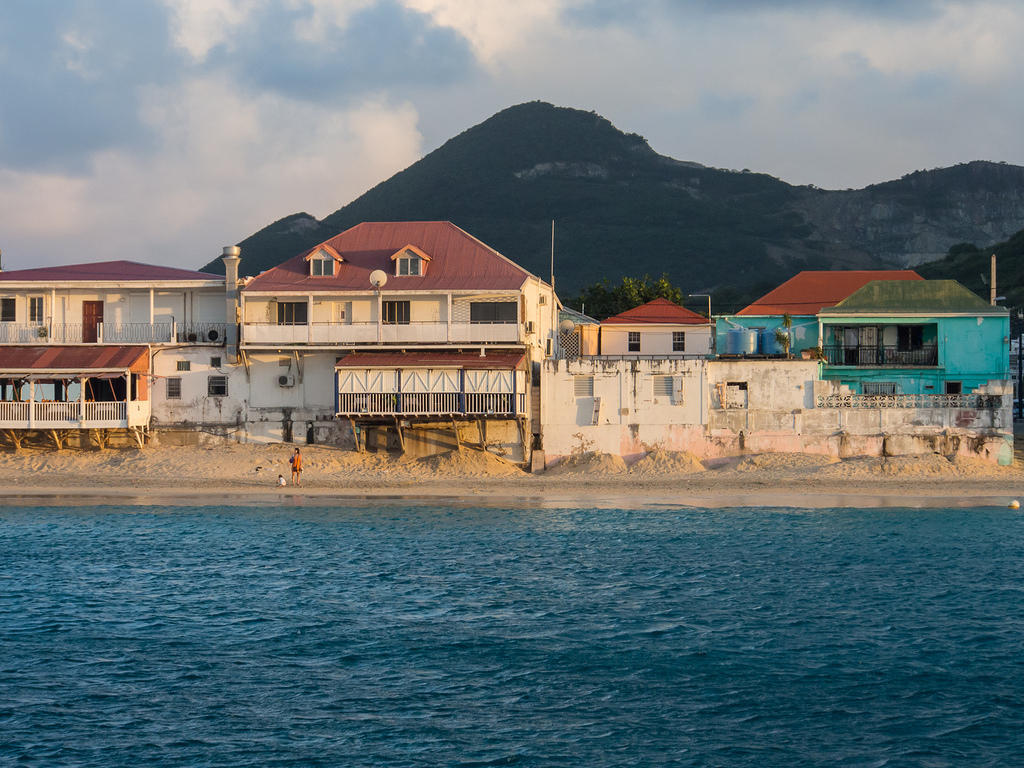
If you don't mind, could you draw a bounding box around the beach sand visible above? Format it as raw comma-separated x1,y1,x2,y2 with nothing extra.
1,440,1023,509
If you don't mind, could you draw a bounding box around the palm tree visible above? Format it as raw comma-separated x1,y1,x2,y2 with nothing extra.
774,313,793,358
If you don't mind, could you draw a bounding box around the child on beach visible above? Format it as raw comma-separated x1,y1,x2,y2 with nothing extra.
277,474,286,487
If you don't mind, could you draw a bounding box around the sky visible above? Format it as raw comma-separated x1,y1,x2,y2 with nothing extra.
1,0,1022,270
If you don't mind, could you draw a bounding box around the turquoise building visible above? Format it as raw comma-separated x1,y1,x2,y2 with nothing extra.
716,270,922,355
817,280,1009,395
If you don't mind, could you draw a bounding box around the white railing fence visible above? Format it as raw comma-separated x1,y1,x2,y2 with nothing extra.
816,393,1004,409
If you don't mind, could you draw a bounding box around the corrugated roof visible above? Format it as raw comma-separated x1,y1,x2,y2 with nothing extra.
0,260,220,283
601,297,709,325
246,221,536,293
822,280,1005,315
335,351,525,370
0,346,149,373
736,270,923,316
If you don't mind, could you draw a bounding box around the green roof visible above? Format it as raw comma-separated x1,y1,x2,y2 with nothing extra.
822,280,1006,315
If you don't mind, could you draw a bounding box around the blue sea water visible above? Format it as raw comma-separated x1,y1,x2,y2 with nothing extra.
1,504,1023,767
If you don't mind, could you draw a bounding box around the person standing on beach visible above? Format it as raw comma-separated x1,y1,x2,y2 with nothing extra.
290,448,303,486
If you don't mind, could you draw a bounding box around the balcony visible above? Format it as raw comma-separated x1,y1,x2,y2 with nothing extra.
0,400,151,429
243,321,522,346
336,391,526,417
822,344,938,367
0,322,226,345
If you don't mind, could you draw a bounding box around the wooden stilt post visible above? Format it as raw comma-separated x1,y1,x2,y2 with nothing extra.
451,419,462,451
394,416,406,454
349,417,363,453
516,417,529,464
477,419,486,449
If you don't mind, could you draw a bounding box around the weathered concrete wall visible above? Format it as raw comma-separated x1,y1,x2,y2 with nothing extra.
541,357,1013,465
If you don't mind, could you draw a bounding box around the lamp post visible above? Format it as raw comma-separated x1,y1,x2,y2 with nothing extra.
689,294,712,354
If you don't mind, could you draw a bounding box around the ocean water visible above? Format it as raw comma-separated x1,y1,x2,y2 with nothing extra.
1,504,1023,767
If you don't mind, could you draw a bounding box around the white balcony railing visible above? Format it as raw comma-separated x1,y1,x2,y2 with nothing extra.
0,400,151,428
336,391,526,417
244,321,521,346
0,322,179,345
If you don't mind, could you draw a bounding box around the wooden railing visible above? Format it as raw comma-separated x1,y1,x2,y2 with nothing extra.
336,391,524,417
0,400,145,427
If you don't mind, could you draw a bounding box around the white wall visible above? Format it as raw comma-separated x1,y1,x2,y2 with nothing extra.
600,324,713,356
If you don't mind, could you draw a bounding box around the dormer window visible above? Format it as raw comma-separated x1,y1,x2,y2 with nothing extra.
304,245,343,277
390,244,431,277
397,253,422,276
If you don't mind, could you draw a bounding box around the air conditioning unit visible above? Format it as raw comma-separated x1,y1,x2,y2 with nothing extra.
278,374,296,387
525,321,536,334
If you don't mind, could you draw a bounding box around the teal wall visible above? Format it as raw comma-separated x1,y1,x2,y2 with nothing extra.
715,315,820,354
820,314,1009,394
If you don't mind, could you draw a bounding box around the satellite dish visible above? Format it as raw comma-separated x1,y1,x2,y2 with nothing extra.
558,319,576,334
369,269,388,289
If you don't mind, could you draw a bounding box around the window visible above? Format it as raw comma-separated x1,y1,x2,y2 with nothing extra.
277,301,308,325
310,255,334,277
29,296,44,324
628,332,641,352
383,300,410,325
208,375,228,397
210,357,221,368
470,302,518,323
166,377,182,399
724,381,748,409
573,375,595,398
897,325,924,351
176,360,191,372
0,298,13,323
945,381,962,395
397,255,422,276
653,375,674,397
672,331,685,352
863,382,898,395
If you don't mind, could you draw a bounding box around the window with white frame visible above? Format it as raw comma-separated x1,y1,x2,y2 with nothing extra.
176,360,191,372
628,331,641,352
310,252,335,277
396,251,422,276
0,298,14,323
29,296,44,324
672,331,685,352
166,377,182,399
573,375,595,398
277,301,308,325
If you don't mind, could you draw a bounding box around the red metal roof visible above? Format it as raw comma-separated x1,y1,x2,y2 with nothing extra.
601,297,709,325
0,260,220,283
0,346,149,373
245,222,535,293
736,270,923,315
336,351,525,370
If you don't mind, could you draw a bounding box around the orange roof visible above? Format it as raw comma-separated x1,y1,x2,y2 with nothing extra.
736,270,923,316
602,297,709,325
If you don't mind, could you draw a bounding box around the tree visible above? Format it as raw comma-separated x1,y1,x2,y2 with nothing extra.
775,312,793,358
570,274,687,319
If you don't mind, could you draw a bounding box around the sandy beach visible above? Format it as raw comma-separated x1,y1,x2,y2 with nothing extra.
1,440,1023,509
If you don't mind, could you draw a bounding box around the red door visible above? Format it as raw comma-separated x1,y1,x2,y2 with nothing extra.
82,301,104,343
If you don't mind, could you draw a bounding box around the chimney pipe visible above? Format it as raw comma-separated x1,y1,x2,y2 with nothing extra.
222,246,242,362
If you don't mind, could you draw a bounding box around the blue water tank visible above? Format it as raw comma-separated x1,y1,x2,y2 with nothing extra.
760,328,779,355
726,328,743,355
738,329,758,355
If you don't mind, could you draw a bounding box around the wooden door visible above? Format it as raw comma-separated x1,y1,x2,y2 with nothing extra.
82,301,103,343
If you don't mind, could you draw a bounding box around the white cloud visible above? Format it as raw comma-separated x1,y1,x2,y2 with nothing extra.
163,0,253,60
0,77,423,270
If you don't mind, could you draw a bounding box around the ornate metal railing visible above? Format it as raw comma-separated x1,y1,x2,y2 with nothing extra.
822,345,938,366
816,393,1004,409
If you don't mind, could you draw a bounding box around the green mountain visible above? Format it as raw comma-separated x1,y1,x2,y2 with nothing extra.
918,226,1024,309
206,102,1024,310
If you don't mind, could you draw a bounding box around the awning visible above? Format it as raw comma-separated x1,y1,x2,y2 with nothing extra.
335,351,525,370
0,346,148,375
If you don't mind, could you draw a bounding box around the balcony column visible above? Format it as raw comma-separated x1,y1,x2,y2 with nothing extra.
308,294,314,344
79,377,86,424
377,292,383,344
28,380,35,428
149,288,154,324
447,294,452,342
49,288,56,344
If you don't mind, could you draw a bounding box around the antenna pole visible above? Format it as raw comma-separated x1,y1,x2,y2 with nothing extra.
550,220,555,291
991,253,997,306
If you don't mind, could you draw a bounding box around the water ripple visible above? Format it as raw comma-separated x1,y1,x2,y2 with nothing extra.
1,504,1023,766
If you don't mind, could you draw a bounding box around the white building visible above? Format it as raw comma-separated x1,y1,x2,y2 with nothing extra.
597,297,713,357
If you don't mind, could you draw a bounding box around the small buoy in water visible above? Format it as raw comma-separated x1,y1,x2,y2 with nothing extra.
1009,500,1020,509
